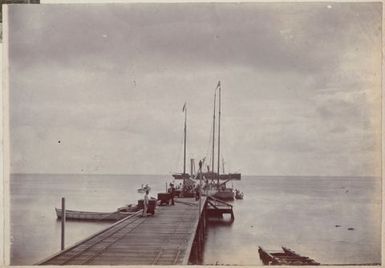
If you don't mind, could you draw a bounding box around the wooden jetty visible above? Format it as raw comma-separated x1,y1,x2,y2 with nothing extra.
38,197,208,265
258,246,320,265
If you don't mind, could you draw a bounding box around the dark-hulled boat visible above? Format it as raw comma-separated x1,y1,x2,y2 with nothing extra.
172,173,190,180
212,187,235,200
203,172,241,181
203,81,241,200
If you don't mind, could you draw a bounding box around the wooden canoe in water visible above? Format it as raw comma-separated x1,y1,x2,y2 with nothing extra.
258,246,320,265
55,208,136,221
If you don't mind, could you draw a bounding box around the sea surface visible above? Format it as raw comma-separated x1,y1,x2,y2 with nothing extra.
9,174,382,265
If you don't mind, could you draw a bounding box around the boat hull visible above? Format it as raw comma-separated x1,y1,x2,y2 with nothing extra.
212,189,235,201
204,184,235,201
55,208,134,221
172,173,191,180
203,172,241,181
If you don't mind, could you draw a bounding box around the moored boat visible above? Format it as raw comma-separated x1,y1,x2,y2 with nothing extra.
235,189,244,199
202,81,240,200
203,172,241,181
171,103,197,197
213,188,235,201
172,173,190,180
55,207,136,221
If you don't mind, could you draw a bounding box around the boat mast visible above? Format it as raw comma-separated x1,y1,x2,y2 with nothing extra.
212,89,216,175
183,103,187,175
217,81,221,186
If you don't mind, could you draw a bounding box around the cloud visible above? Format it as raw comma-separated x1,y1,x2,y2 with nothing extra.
10,3,381,73
8,3,382,176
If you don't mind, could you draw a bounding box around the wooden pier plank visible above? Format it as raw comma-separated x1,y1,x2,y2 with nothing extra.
39,197,206,266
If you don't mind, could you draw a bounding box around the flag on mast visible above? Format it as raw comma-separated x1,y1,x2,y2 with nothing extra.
182,102,187,112
216,80,221,88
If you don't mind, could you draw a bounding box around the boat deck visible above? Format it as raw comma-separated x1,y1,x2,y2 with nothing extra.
39,197,206,265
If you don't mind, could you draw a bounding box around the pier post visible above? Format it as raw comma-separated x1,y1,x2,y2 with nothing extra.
61,197,66,250
188,199,207,265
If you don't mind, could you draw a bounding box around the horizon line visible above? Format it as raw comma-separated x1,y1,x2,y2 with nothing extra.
8,172,380,178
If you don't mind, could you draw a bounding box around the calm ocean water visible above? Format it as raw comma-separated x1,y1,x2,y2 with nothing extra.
10,174,381,265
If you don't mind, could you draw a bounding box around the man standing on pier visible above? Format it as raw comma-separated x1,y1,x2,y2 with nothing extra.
142,190,149,217
170,183,175,205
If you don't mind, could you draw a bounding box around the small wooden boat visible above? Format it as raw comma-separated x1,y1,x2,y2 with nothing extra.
235,189,244,200
258,246,320,265
55,208,135,221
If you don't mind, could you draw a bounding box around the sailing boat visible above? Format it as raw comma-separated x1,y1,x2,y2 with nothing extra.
172,103,190,180
203,81,241,200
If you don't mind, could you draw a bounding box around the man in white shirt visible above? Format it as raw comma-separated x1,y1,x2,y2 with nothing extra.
142,190,149,217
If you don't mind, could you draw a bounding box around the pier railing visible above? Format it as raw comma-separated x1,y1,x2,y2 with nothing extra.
206,196,234,220
207,196,233,208
36,210,143,265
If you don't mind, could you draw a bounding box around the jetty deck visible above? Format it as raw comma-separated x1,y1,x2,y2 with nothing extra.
39,197,207,265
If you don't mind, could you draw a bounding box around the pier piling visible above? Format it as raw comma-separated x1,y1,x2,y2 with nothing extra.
61,197,66,250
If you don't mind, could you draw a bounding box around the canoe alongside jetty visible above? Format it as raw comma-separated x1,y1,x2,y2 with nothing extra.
55,207,137,221
258,246,320,265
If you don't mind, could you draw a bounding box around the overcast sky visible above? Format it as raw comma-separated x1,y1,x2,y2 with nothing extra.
8,3,382,176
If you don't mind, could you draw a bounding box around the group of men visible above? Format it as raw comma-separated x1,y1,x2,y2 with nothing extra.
141,183,175,217
141,180,203,216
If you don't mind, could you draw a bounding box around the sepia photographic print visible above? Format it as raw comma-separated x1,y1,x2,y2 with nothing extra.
3,2,383,266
